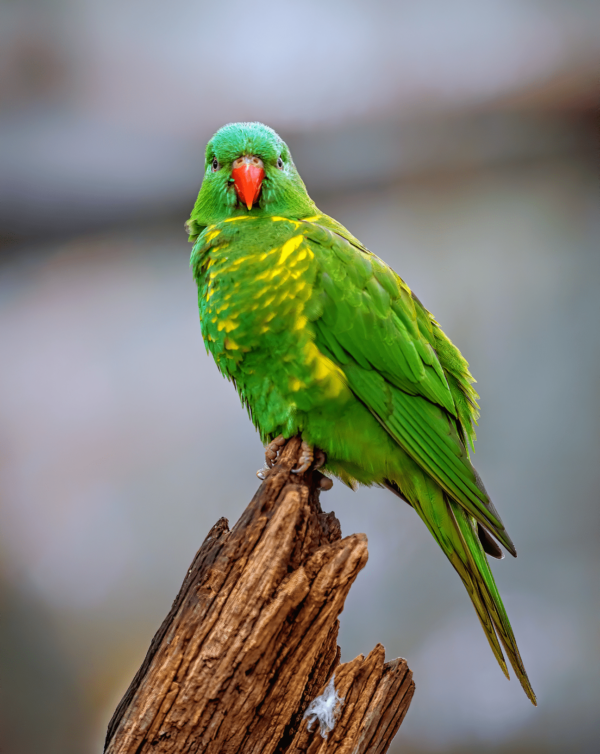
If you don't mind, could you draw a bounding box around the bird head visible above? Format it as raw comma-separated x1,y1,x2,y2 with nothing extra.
186,122,316,240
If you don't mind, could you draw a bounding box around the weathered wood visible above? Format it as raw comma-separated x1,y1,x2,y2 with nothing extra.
105,438,414,753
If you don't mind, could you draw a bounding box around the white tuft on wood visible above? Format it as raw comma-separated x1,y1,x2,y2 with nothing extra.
303,674,345,739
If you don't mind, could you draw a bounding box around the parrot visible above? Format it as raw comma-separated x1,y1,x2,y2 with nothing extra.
186,121,536,704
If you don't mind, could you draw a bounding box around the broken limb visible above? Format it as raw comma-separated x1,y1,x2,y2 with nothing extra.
104,436,414,754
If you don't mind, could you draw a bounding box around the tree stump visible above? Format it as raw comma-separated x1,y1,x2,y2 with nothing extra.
104,437,414,753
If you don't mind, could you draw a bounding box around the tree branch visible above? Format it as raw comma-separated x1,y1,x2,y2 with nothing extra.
105,437,414,753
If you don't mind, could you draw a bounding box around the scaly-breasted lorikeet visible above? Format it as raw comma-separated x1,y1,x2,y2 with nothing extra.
186,122,535,704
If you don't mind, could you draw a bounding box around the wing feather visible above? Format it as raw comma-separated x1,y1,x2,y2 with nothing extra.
304,222,515,555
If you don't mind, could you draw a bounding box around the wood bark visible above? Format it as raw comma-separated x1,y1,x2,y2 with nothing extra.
105,437,414,754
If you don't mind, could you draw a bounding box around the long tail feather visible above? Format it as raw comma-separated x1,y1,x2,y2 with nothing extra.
452,501,536,704
408,473,537,705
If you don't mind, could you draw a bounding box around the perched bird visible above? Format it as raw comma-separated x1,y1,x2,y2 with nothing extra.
187,122,535,704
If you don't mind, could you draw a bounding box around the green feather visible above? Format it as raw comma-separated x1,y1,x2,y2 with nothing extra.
188,122,536,704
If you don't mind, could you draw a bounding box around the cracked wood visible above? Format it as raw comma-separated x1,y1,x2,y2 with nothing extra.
105,437,414,754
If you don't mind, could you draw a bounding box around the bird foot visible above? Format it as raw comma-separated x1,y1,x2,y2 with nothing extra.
257,439,332,486
292,443,328,476
292,440,314,474
256,435,287,480
314,448,327,470
265,435,286,468
314,449,333,489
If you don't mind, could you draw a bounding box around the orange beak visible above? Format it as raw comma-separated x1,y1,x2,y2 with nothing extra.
231,155,265,210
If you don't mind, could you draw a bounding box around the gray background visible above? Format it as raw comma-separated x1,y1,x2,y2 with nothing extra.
1,1,599,752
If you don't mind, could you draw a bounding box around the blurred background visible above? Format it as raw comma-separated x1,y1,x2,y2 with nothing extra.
1,0,599,752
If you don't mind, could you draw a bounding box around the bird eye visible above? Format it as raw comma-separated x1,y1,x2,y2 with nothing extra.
211,158,220,172
277,157,284,169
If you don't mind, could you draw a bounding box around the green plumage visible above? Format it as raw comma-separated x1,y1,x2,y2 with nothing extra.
188,122,536,704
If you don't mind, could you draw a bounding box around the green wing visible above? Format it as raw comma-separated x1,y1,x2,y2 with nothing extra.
302,220,515,556
301,220,536,702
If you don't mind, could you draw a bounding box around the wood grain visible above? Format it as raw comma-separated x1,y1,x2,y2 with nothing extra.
105,438,414,753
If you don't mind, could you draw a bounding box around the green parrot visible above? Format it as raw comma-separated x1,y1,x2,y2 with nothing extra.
186,122,536,704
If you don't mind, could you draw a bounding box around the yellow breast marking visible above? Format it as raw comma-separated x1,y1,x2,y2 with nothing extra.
290,377,306,392
217,317,239,333
279,235,304,264
303,341,347,398
270,216,301,230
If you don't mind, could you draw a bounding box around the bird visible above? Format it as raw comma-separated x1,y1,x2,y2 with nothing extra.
186,121,536,704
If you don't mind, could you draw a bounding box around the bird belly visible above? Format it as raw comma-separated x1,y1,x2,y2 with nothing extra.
195,221,423,491
197,226,351,441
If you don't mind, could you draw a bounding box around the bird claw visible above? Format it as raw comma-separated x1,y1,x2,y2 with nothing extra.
261,438,330,482
264,435,286,469
314,450,332,489
314,449,327,470
257,435,287,480
292,440,315,475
